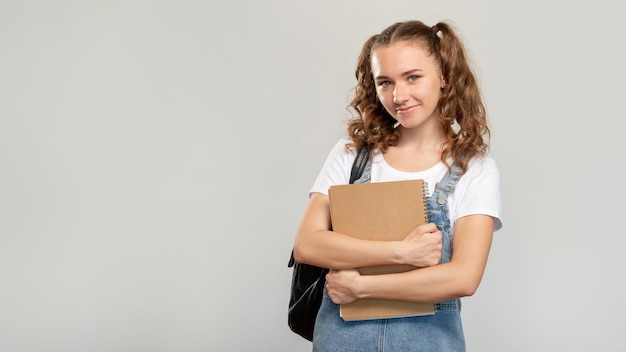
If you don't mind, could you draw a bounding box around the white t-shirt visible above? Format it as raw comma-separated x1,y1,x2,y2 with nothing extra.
310,138,502,231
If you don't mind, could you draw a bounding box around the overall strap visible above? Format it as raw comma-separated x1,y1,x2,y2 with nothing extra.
433,163,462,205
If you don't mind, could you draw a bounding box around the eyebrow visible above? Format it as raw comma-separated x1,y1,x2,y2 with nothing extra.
374,69,423,81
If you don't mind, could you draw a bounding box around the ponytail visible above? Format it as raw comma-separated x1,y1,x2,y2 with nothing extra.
435,22,490,172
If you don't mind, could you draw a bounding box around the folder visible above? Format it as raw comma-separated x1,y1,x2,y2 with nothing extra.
328,179,436,321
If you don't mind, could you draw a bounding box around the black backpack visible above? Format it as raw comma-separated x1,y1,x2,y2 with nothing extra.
287,146,370,341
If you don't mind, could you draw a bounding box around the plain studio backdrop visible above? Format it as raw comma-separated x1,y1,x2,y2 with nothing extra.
1,1,625,351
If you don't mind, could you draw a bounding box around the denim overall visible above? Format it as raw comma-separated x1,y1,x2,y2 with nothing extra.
313,160,465,352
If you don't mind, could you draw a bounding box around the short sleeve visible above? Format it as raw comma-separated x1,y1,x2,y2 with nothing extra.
454,157,503,231
309,138,355,197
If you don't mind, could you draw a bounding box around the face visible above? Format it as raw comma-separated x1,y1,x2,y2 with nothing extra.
371,41,445,130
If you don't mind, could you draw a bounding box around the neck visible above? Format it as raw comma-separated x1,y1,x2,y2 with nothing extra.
395,124,446,152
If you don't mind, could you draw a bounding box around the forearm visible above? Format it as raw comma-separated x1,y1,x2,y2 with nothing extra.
295,229,402,270
357,262,479,303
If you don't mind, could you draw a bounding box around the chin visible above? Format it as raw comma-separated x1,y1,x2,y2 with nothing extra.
396,120,425,130
395,114,436,130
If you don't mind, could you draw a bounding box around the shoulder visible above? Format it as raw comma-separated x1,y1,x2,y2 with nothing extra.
331,137,356,155
468,155,498,170
463,156,500,182
325,137,359,169
309,137,358,196
455,156,500,200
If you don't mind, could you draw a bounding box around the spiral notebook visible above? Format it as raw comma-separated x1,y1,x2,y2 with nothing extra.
328,179,436,321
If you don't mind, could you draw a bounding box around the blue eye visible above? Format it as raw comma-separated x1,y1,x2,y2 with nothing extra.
378,81,391,88
408,75,420,82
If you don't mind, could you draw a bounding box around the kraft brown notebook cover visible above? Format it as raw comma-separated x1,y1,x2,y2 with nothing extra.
328,179,435,321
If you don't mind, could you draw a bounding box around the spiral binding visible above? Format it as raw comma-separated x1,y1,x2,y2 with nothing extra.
422,180,429,223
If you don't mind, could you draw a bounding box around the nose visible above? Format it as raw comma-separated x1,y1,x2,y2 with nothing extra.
393,83,408,104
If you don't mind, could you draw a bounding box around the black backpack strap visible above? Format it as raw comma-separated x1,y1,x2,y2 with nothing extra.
349,145,371,184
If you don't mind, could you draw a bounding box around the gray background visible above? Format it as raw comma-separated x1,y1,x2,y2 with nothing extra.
1,0,625,351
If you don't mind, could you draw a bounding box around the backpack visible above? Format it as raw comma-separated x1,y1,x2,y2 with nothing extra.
287,146,370,341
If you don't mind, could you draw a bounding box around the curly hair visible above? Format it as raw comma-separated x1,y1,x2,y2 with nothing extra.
347,20,490,174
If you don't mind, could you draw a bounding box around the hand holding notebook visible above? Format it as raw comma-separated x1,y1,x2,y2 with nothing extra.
398,222,443,268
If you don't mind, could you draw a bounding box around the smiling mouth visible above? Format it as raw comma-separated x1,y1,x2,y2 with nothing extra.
395,105,417,114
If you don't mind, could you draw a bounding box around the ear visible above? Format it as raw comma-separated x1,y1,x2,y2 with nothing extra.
440,75,446,89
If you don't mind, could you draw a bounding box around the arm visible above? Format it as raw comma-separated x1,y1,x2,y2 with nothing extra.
325,214,494,303
293,192,443,270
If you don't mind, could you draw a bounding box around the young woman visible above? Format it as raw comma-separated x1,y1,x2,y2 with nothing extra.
293,20,502,351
